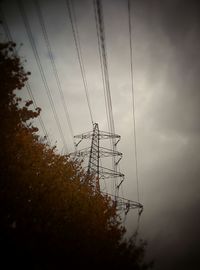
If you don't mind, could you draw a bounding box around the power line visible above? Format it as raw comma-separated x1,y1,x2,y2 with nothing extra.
65,0,94,125
93,0,121,197
93,0,115,136
93,0,114,170
17,0,68,152
33,0,74,142
26,83,49,140
0,6,49,140
128,0,140,203
93,0,110,134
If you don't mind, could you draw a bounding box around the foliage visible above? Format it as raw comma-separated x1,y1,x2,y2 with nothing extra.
0,41,151,269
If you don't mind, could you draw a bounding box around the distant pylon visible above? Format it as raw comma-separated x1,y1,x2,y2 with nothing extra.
72,123,143,214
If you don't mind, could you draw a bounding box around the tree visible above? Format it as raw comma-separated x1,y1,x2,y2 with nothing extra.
0,41,151,269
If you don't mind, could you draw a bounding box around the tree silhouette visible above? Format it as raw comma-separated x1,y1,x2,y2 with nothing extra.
0,41,152,269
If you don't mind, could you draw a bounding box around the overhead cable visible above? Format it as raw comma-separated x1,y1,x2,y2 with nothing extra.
34,0,74,141
128,0,140,203
0,6,49,140
17,0,68,152
93,0,110,134
93,0,119,197
93,0,115,136
65,0,94,125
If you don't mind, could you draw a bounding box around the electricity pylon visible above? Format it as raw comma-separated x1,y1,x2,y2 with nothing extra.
72,123,143,214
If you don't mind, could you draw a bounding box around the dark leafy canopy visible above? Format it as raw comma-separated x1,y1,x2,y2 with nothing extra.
0,41,151,269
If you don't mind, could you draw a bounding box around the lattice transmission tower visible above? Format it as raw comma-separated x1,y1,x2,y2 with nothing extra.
72,123,143,214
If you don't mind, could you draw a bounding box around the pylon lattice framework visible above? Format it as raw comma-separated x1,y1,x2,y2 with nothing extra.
73,123,143,214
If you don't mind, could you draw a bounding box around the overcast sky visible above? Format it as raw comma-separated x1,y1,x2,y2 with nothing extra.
1,0,200,269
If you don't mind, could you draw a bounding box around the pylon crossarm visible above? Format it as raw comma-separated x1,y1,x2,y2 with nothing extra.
99,147,122,157
72,147,122,158
117,201,143,211
74,129,120,141
74,132,93,140
101,191,143,211
74,133,120,140
99,166,124,179
70,147,90,157
98,131,120,140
